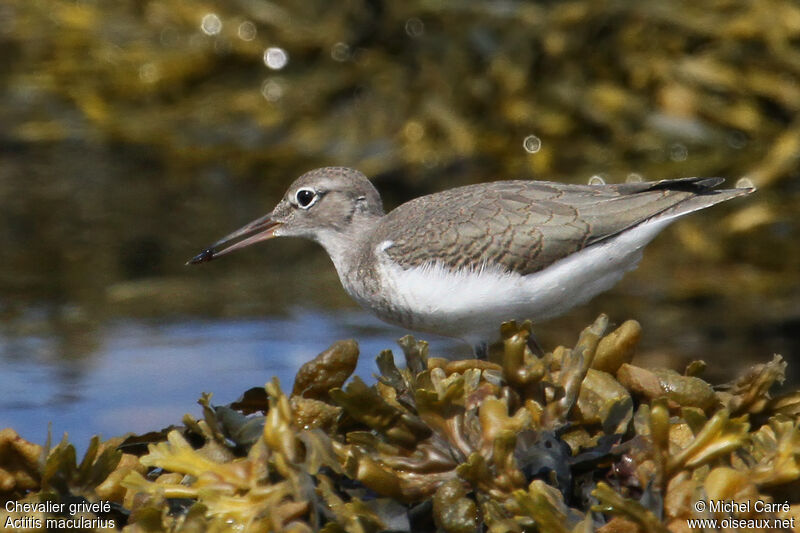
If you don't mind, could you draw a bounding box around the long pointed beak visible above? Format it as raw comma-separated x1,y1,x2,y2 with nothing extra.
187,213,281,265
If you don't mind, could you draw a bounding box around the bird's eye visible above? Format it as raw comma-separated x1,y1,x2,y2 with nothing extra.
295,188,316,208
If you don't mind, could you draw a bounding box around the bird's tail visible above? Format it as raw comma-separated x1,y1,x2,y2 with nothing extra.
651,178,755,222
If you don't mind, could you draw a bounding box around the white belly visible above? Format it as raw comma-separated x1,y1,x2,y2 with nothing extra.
372,218,671,345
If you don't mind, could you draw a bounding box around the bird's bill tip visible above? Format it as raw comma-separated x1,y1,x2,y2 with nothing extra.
186,248,215,265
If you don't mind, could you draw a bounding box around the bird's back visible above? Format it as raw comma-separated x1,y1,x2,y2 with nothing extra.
371,177,752,275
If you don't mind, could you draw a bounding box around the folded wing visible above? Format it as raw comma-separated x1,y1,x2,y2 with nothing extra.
376,177,752,275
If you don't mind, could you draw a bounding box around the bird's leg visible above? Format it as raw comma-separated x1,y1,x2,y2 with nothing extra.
527,332,544,357
474,333,542,360
473,342,489,360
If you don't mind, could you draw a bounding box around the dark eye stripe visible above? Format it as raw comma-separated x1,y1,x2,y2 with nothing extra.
296,189,315,207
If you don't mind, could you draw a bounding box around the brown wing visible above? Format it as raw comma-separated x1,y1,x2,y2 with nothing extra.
373,177,740,275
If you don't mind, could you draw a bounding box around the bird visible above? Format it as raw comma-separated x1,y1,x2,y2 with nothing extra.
188,167,753,354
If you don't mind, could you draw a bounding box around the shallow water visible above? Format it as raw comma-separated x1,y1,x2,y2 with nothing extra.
0,309,460,449
1,0,798,451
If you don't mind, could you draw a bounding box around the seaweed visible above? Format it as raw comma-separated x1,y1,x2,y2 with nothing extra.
2,315,799,531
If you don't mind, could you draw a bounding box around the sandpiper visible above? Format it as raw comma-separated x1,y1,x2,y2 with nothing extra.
189,167,753,351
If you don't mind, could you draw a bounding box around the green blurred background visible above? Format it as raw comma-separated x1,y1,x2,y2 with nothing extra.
0,0,798,443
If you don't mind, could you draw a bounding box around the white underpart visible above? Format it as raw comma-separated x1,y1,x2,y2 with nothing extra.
375,217,674,345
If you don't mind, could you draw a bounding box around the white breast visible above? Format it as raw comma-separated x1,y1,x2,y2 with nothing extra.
373,217,671,345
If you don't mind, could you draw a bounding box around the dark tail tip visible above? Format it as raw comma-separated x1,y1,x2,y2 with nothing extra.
648,176,725,193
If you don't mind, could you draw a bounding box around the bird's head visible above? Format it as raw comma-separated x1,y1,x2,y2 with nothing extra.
187,167,383,264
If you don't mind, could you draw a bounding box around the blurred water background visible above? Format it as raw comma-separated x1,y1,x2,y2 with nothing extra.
0,0,798,449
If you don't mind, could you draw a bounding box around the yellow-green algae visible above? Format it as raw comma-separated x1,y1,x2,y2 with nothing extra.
1,316,799,532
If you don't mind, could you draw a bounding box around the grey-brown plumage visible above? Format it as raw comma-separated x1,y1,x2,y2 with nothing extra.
371,177,739,276
189,167,754,348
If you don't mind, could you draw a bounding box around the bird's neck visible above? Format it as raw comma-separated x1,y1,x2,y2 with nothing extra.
313,214,380,281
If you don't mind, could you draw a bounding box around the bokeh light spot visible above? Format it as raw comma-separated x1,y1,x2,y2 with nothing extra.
523,134,541,153
669,143,688,161
238,21,256,41
405,18,424,37
261,78,284,102
264,47,288,70
200,13,222,36
331,42,350,62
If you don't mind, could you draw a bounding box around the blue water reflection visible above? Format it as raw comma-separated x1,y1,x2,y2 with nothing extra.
0,309,462,449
